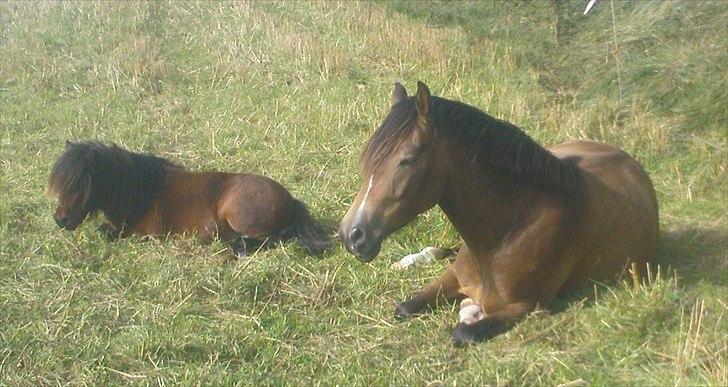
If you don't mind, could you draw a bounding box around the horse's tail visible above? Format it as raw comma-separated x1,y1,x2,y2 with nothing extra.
290,199,331,255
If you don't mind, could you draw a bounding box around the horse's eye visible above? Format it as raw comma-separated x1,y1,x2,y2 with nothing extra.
399,156,416,167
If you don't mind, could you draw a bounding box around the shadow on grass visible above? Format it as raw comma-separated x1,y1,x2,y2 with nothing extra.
655,224,727,287
550,223,727,313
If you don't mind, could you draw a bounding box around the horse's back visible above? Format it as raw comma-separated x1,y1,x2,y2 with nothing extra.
550,140,659,285
148,170,295,241
551,140,657,213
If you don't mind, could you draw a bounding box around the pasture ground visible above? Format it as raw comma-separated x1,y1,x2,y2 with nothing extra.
1,1,726,385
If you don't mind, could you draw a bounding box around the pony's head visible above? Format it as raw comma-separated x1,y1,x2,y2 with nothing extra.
47,141,100,230
339,82,446,261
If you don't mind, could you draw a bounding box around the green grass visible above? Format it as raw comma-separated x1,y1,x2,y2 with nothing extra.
1,1,726,385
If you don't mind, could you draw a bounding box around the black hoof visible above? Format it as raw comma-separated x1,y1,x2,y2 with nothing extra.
230,239,248,258
395,298,430,320
394,303,416,320
451,322,479,347
231,237,264,259
451,319,511,347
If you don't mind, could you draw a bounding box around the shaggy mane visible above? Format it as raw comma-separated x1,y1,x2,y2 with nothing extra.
48,141,179,228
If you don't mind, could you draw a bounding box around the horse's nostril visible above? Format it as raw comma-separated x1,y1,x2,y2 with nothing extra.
349,227,365,246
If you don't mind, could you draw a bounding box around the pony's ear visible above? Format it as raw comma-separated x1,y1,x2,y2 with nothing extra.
391,82,407,105
415,81,431,125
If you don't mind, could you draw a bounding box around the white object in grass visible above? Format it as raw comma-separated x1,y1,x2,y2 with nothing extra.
391,247,448,269
459,298,485,325
583,0,598,15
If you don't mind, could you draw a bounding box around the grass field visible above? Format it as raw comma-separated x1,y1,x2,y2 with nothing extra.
1,1,726,385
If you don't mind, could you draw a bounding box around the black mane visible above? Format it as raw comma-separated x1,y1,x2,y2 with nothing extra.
361,96,581,195
48,141,179,228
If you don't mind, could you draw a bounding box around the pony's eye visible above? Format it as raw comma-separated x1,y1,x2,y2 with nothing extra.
399,156,416,167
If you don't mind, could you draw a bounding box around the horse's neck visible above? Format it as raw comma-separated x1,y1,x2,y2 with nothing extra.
99,191,129,229
99,167,165,229
98,183,133,228
439,156,550,253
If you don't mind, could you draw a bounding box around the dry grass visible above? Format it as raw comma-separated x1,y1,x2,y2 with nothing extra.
1,1,726,385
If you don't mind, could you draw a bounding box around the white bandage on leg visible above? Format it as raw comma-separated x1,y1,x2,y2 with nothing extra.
391,247,448,269
458,298,485,325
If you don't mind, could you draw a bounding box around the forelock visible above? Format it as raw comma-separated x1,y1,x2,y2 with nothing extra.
360,98,417,174
48,144,93,197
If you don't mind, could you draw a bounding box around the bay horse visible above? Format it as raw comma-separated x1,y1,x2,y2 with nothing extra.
49,141,330,256
339,82,659,345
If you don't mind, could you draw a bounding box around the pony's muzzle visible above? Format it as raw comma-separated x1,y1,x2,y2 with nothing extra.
54,214,69,229
54,213,79,230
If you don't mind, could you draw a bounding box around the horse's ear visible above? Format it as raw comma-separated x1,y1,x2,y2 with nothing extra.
415,81,431,124
391,82,407,105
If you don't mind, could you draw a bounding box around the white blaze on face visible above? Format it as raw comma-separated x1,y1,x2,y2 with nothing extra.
355,174,374,221
459,298,485,325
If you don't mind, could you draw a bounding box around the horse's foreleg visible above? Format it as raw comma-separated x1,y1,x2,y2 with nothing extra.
451,301,534,346
395,266,463,319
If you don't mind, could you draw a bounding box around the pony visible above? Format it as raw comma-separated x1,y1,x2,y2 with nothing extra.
48,141,330,256
339,82,659,345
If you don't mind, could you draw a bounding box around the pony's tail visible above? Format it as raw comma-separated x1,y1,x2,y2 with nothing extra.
290,199,331,255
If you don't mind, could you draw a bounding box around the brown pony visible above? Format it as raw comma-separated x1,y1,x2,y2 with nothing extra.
49,141,330,256
339,82,659,345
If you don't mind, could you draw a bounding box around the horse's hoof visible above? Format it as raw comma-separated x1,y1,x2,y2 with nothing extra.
394,304,412,320
451,322,478,347
233,249,248,259
394,302,419,320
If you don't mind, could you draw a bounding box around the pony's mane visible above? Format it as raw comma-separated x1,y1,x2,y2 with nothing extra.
361,96,581,195
48,141,179,227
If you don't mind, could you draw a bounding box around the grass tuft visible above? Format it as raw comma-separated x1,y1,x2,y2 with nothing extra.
1,1,726,384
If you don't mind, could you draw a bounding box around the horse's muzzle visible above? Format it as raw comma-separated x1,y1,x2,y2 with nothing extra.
338,225,381,262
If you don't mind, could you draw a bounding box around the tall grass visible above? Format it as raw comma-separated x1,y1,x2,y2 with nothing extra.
1,1,725,384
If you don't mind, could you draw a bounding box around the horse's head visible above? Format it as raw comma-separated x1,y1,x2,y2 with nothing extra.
340,82,446,262
48,141,99,230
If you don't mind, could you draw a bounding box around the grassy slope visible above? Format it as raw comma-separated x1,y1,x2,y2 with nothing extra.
0,1,725,385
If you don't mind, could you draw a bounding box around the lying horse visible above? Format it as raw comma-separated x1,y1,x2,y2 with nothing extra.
49,141,330,256
339,82,658,345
